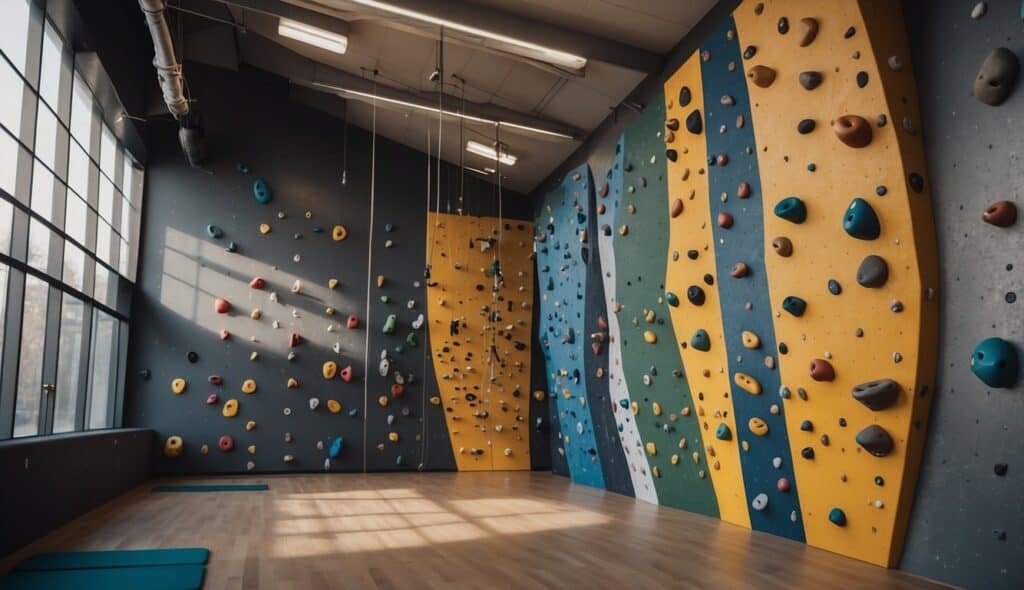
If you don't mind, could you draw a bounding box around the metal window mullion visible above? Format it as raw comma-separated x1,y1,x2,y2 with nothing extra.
112,317,127,428
73,300,93,431
38,284,61,434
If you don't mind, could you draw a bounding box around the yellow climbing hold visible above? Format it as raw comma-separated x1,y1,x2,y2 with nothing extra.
247,445,256,455
652,465,661,478
652,401,662,416
327,399,341,413
163,436,183,458
643,330,658,344
748,417,769,436
322,361,338,379
332,225,348,241
644,309,656,323
259,223,271,234
734,372,762,395
376,275,385,288
200,444,209,455
562,388,572,400
671,454,680,465
287,377,299,389
283,454,294,463
378,395,389,407
429,396,441,406
241,379,257,394
245,420,256,431
328,278,339,289
533,390,546,401
222,399,239,418
250,308,261,320
631,401,639,415
388,432,399,443
741,330,761,349
171,378,187,395
645,441,658,456
249,351,259,361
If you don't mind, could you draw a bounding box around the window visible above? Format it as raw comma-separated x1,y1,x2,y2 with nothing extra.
65,190,87,244
30,159,55,221
0,200,12,254
86,309,117,429
0,0,31,74
0,58,24,138
70,73,93,148
27,218,51,271
14,276,49,437
34,104,59,171
54,294,85,433
63,241,85,292
39,22,63,112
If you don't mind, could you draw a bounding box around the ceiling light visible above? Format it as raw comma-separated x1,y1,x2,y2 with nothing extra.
278,18,348,54
466,140,516,166
347,0,586,71
465,165,492,176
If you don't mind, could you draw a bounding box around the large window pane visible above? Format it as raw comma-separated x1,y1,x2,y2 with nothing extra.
120,195,131,237
99,125,115,179
27,217,51,270
86,309,117,429
30,158,54,221
0,0,31,74
95,218,111,264
0,57,25,138
0,200,12,255
0,130,18,196
65,190,87,244
118,238,129,277
14,276,49,437
34,104,58,170
70,73,92,148
98,175,114,222
67,140,88,197
63,241,85,292
39,22,63,111
53,295,85,433
93,263,109,304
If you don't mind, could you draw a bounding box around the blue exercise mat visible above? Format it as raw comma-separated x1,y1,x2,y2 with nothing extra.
16,548,209,571
152,483,268,492
0,564,205,590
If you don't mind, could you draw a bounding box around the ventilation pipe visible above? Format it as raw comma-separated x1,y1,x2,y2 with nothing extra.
138,0,206,166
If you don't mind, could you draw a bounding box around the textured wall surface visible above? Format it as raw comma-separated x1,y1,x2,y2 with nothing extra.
899,1,1023,588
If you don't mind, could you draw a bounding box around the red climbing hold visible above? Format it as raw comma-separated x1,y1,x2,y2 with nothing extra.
289,332,302,348
214,298,230,314
809,359,836,382
206,393,219,405
249,277,266,289
347,315,360,329
208,375,223,385
718,212,734,229
391,383,405,398
340,365,354,383
219,330,230,341
218,435,235,452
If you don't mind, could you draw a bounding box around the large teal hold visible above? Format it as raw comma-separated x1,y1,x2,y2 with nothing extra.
828,507,847,526
773,196,807,223
715,423,732,440
842,198,880,240
252,179,272,204
16,548,209,571
971,337,1019,388
690,329,711,351
782,295,807,317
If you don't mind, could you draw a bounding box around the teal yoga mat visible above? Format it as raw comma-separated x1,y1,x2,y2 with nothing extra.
16,548,209,571
152,483,268,492
0,564,205,590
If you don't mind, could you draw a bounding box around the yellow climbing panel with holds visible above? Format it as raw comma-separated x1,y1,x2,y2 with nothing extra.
426,212,534,471
734,0,939,567
663,53,750,530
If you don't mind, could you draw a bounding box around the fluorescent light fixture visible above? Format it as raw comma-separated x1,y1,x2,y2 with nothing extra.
278,18,348,54
348,0,586,71
312,82,575,140
466,140,516,166
465,165,492,176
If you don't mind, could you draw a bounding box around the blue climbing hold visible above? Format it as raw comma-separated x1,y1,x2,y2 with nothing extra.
691,329,711,352
329,436,344,458
828,507,847,526
236,163,250,174
252,179,272,204
384,223,395,232
774,196,807,224
715,423,732,441
782,296,807,317
206,224,223,238
665,292,680,307
970,337,1019,388
618,398,630,409
842,198,880,240
348,408,359,417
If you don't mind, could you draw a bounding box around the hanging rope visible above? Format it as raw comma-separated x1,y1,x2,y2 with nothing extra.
361,71,379,473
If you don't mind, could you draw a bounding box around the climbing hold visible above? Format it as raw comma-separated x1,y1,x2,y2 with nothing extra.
798,71,823,90
322,361,338,380
643,330,658,344
286,377,299,389
730,262,749,278
741,331,761,349
346,315,360,329
382,314,397,334
974,48,1019,106
797,119,816,134
982,201,1017,227
259,223,271,234
691,329,711,351
828,507,847,526
328,436,343,458
206,393,218,405
283,454,294,463
843,198,881,240
685,109,703,134
857,255,889,288
827,279,842,295
328,278,339,290
734,372,762,395
245,420,256,431
163,436,183,458
797,17,818,47
782,296,807,317
748,65,776,88
249,277,266,290
809,359,835,381
833,115,873,148
376,275,385,289
309,398,319,411
772,237,793,257
250,308,261,320
670,198,684,218
171,378,187,395
645,441,657,456
717,212,734,229
222,399,239,418
970,337,1019,388
687,285,706,306
715,423,732,440
852,379,901,411
326,399,341,414
214,298,230,314
777,478,791,492
748,417,769,436
208,375,223,385
665,292,680,307
252,179,272,204
205,224,223,239
289,332,301,347
751,493,769,511
774,196,807,224
856,71,869,88
856,424,895,457
238,379,256,395
218,435,235,452
777,16,789,34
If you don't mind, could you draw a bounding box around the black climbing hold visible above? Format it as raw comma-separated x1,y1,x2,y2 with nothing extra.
679,86,692,107
839,417,847,427
874,476,885,486
827,279,842,295
844,26,856,39
782,296,806,317
686,285,706,306
807,163,816,172
852,379,900,411
856,424,895,457
685,109,703,134
743,46,757,60
778,17,789,34
800,420,813,431
856,255,889,288
601,224,611,236
581,247,589,264
908,173,924,193
187,351,199,363
799,71,823,90
801,447,815,459
994,463,1008,476
624,162,633,172
778,342,788,355
1007,292,1017,304
877,114,888,127
856,71,869,88
703,273,714,286
687,250,699,260
797,119,816,134
666,149,678,162
876,185,887,196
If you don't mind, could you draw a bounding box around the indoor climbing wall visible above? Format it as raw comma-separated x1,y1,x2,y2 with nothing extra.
534,166,606,488
597,152,658,504
732,0,938,567
611,93,720,516
425,212,535,471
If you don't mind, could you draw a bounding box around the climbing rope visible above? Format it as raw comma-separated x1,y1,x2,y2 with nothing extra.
361,71,378,473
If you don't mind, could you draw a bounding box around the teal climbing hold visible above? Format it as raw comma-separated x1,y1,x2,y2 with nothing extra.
666,291,680,307
842,198,880,240
618,398,630,408
236,163,250,173
395,455,404,465
348,408,359,417
773,196,807,223
715,423,732,440
384,223,395,232
381,295,390,303
313,226,323,233
293,232,302,240
828,507,847,526
225,241,237,252
253,179,272,204
329,436,343,458
405,332,418,347
393,344,405,353
782,296,807,317
547,277,554,291
691,329,711,351
206,224,223,238
970,337,1019,388
382,314,397,334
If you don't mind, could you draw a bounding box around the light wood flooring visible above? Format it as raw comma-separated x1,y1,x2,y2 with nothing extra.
0,472,954,589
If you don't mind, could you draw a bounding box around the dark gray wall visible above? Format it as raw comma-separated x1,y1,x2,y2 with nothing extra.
899,2,1023,589
126,62,541,474
0,428,152,557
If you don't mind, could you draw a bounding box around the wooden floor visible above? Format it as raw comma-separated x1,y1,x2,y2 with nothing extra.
0,472,953,589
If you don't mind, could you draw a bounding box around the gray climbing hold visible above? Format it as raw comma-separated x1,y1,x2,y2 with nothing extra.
974,48,1019,106
852,379,900,411
206,224,223,238
856,424,895,457
856,255,889,288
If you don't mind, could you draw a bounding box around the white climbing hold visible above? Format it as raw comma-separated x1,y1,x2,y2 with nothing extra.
387,414,395,425
772,457,783,469
283,407,292,416
293,254,301,262
324,458,331,470
272,320,280,329
385,239,393,248
412,313,424,330
269,292,279,302
277,211,286,219
332,342,341,354
406,299,416,309
503,448,512,456
292,309,300,318
292,280,302,294
316,440,324,450
309,398,320,411
246,461,255,471
790,510,799,522
752,493,769,511
327,324,335,332
379,357,390,376
971,2,986,19
287,351,297,361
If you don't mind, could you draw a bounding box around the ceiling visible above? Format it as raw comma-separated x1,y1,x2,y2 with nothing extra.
167,0,718,193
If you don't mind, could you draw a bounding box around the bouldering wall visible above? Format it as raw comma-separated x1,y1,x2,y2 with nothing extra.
898,1,1024,588
425,212,535,471
128,62,538,473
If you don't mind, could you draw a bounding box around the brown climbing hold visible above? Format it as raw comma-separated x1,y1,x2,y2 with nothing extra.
983,201,1017,227
598,204,606,215
249,277,266,289
833,115,873,148
340,365,354,383
376,275,385,288
670,198,684,218
797,17,819,47
289,332,301,348
718,212,734,229
772,237,794,257
666,118,680,131
219,329,230,340
809,359,836,382
748,65,776,88
346,315,360,329
214,298,230,314
799,71,823,90
737,181,751,199
730,262,750,278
